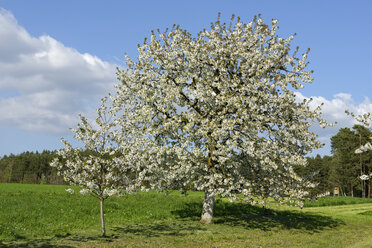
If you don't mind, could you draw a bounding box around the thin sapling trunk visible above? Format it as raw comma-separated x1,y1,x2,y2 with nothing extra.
100,197,106,236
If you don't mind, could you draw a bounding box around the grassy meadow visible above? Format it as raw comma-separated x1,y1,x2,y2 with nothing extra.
1,184,372,247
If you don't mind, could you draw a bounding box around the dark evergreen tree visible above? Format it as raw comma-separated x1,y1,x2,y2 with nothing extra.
330,125,372,197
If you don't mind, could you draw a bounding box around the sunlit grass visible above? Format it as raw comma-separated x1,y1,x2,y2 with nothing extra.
0,183,204,239
1,183,372,247
304,196,372,207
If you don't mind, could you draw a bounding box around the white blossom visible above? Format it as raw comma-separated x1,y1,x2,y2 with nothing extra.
316,191,330,198
65,188,74,194
360,175,370,181
50,96,145,235
80,188,91,195
103,189,120,197
50,97,144,198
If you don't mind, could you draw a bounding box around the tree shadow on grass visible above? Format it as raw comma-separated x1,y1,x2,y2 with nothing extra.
1,233,119,248
0,237,74,248
64,233,115,242
172,200,343,233
112,222,206,238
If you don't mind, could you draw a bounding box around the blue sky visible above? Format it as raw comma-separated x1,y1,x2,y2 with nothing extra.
0,0,371,156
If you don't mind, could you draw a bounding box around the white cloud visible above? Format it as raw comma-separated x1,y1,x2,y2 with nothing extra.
0,9,117,134
296,92,372,155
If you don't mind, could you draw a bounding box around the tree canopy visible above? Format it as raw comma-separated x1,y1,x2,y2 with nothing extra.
51,97,145,236
114,14,328,223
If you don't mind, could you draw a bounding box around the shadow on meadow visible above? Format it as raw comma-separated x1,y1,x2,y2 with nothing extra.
0,237,74,248
110,199,343,238
172,199,343,233
112,222,206,237
0,233,120,248
0,198,344,246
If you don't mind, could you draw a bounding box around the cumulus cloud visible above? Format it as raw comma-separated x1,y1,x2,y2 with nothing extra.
296,92,372,155
0,9,117,134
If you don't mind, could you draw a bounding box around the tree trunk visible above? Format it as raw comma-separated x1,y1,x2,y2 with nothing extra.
360,133,365,198
200,189,216,224
100,197,106,236
351,183,354,197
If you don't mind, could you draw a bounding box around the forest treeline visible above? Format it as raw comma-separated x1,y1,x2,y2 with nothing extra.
1,124,372,197
295,124,372,198
0,150,65,185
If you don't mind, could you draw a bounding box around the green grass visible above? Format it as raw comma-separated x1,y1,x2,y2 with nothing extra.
1,183,372,247
304,196,372,207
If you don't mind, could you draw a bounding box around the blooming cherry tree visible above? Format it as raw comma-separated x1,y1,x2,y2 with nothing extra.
51,97,142,236
114,14,328,224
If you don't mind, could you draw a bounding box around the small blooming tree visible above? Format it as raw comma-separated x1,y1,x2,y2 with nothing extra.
51,97,142,236
114,14,329,224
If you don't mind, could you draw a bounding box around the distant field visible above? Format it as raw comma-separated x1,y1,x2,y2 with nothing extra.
304,195,372,207
1,183,372,247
